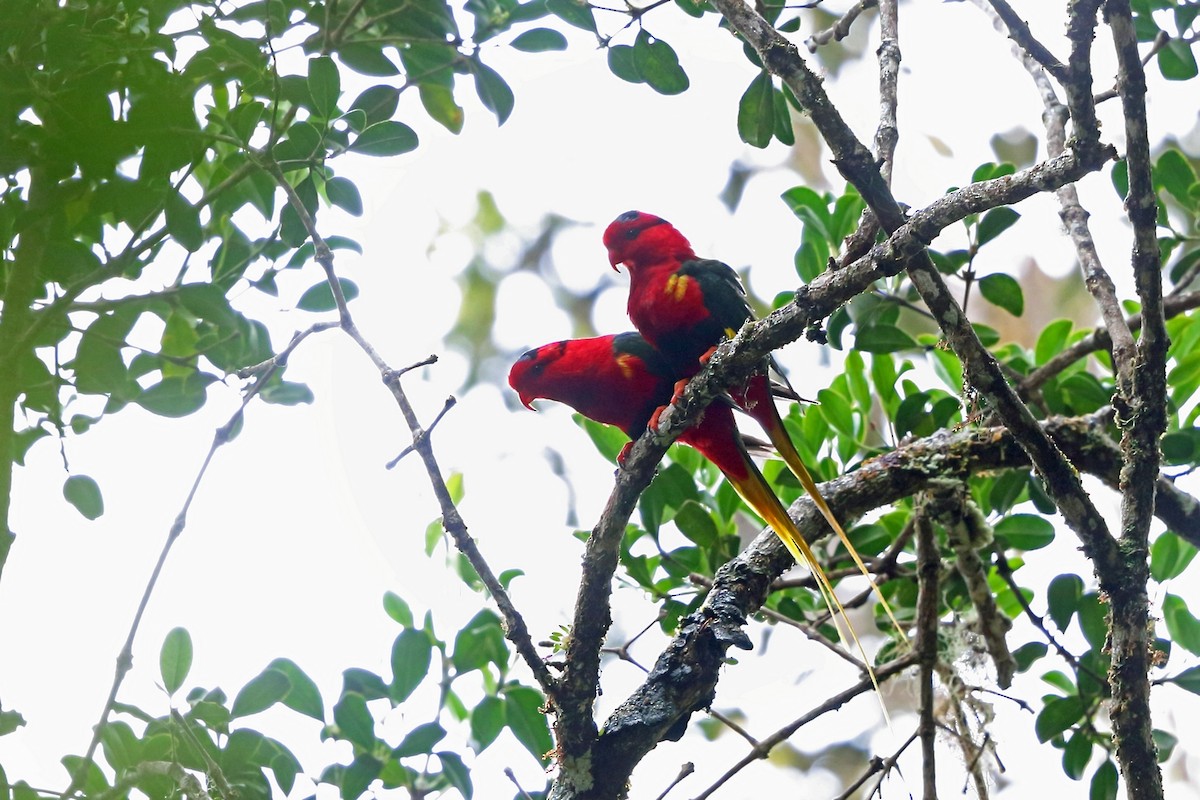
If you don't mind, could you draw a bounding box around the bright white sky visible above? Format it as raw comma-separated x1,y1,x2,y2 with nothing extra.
3,0,1200,798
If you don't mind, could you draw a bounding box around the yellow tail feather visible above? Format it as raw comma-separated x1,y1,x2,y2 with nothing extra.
771,429,908,644
726,468,888,717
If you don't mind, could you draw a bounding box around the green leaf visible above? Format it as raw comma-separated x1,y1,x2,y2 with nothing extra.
384,591,414,627
437,751,473,800
326,177,363,216
160,627,193,695
976,207,1020,245
339,43,401,77
607,44,643,83
1077,592,1108,651
1063,730,1093,780
978,273,1024,316
471,60,515,124
333,692,377,750
350,121,419,156
391,629,432,703
1158,36,1199,80
1012,641,1047,672
269,658,325,722
232,668,291,718
340,754,381,800
546,0,596,32
469,695,505,752
503,686,552,764
1047,573,1083,631
673,500,718,547
996,514,1055,551
1163,593,1200,655
855,324,919,353
737,71,774,148
136,373,215,418
1035,319,1074,365
298,278,359,311
308,56,341,117
350,85,401,127
1035,695,1084,742
1155,149,1199,208
1169,664,1200,695
393,722,446,758
1090,760,1118,800
1150,532,1198,581
165,192,204,252
63,475,104,520
511,28,568,52
633,30,689,95
452,610,507,674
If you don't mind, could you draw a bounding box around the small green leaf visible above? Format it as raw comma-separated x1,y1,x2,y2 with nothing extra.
231,668,291,718
1150,531,1198,582
308,56,341,117
855,324,919,353
165,192,204,252
384,591,414,627
1169,664,1200,695
1089,760,1118,800
996,514,1055,551
136,374,215,418
469,696,506,752
976,207,1020,245
297,278,360,311
1163,593,1200,655
350,121,419,156
511,28,568,52
63,475,104,520
350,85,401,127
471,60,515,124
503,686,552,764
546,0,596,32
437,751,473,800
159,627,193,695
269,658,325,722
391,629,433,703
1158,37,1199,80
1035,695,1084,742
392,722,446,758
1063,730,1093,780
978,273,1024,316
333,692,377,750
673,500,717,547
737,71,774,148
326,177,363,216
1047,573,1083,631
633,30,689,95
607,44,643,83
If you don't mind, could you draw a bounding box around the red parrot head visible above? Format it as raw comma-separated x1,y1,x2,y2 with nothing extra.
603,210,694,271
508,340,570,410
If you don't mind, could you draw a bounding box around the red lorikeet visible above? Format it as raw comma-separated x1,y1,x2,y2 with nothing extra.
604,211,902,638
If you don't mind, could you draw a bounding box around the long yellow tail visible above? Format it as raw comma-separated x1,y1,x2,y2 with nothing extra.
726,464,886,709
769,426,907,643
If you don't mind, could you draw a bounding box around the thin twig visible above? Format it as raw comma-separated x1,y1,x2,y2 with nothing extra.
805,0,877,51
915,498,939,800
692,651,920,799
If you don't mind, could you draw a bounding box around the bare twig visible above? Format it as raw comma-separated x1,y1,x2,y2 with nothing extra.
257,158,558,701
915,499,940,800
64,335,293,800
805,0,877,51
692,651,920,799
